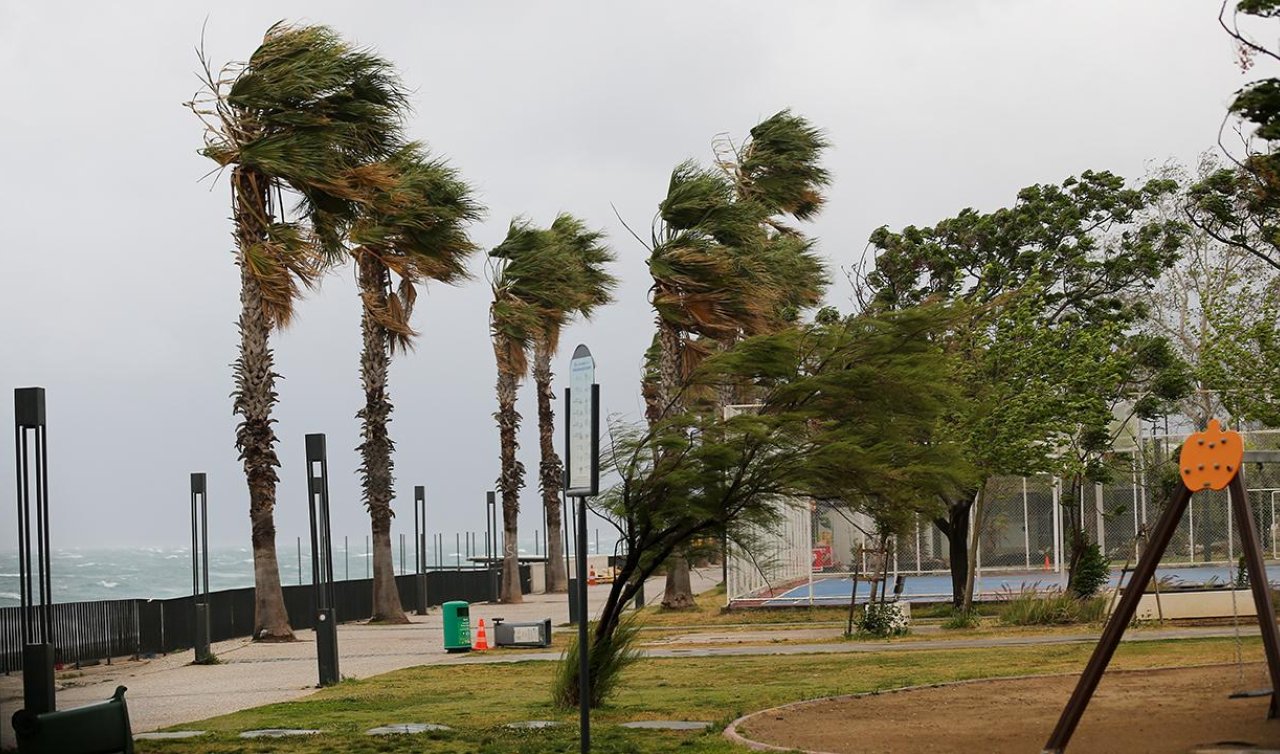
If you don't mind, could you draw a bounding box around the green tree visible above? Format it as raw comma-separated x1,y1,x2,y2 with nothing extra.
1147,157,1280,427
349,144,482,622
189,24,408,639
866,170,1187,605
560,306,968,705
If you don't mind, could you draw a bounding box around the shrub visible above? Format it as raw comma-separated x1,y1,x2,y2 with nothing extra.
999,585,1107,626
856,601,910,637
552,617,643,709
1069,541,1110,599
941,608,981,630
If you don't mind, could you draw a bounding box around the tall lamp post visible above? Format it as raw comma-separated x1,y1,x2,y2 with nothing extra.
304,433,339,687
191,472,211,662
15,387,54,715
414,485,428,614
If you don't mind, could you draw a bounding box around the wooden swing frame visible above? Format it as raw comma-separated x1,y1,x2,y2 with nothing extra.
1043,422,1280,753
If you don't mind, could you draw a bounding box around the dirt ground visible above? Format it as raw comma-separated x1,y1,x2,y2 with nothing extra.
738,664,1280,753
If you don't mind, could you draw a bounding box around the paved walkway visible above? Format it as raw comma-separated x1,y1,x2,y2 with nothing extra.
0,568,719,747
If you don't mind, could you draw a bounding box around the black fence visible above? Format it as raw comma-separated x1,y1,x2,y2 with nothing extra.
1,566,528,673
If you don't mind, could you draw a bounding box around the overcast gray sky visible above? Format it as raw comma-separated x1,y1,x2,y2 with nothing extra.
0,1,1250,551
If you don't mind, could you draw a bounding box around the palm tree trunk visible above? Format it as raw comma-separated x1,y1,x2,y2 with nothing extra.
655,318,681,420
357,255,408,623
494,344,525,603
232,167,293,642
533,338,568,593
662,557,696,609
656,318,697,607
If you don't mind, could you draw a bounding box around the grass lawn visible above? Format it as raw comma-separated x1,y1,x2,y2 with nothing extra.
136,636,1264,753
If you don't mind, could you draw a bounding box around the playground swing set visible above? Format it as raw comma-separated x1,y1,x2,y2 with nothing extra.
1043,419,1280,753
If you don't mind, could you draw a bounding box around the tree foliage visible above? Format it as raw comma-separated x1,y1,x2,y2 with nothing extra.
866,170,1189,603
585,306,972,672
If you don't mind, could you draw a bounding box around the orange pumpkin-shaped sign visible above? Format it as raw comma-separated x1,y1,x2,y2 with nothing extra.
1178,419,1243,492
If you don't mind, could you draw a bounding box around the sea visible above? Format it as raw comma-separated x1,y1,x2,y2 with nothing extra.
0,535,592,607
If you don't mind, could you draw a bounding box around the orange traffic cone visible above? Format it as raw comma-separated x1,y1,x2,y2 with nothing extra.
1044,553,1052,571
474,618,490,651
588,564,598,586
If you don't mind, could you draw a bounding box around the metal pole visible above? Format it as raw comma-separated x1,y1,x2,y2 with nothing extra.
576,492,590,752
1053,479,1063,574
191,472,211,663
366,536,370,578
1042,483,1192,752
298,536,303,586
457,533,462,569
1023,477,1031,570
345,536,349,581
305,433,339,686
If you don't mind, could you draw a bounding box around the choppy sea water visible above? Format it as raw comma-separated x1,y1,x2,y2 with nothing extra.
0,534,603,607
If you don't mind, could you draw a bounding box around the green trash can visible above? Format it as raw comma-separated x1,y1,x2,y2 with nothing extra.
442,600,472,653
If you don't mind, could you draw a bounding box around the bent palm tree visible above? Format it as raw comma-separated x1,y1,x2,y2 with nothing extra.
350,144,482,622
647,111,831,607
190,23,408,639
531,215,616,594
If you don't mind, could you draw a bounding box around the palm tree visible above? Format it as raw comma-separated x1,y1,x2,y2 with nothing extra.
189,23,408,640
349,143,482,622
488,218,611,602
644,111,831,608
488,222,547,603
531,215,616,594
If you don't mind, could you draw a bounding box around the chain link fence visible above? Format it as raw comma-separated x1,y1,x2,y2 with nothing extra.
726,429,1280,605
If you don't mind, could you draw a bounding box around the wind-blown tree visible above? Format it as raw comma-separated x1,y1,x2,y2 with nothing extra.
489,219,601,602
531,216,616,594
640,110,831,607
189,23,408,639
349,143,482,622
1146,157,1280,427
1194,0,1280,275
558,306,968,705
866,170,1187,605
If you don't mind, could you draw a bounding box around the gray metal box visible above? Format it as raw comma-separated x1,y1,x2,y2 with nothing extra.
492,618,552,648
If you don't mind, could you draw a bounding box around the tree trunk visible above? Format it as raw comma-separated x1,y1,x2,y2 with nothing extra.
1064,475,1087,591
494,344,525,604
357,255,408,623
655,318,681,419
662,556,696,609
962,485,986,612
232,167,293,642
934,499,972,609
533,338,568,593
655,319,697,607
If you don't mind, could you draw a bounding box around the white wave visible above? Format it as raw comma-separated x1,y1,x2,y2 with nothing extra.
0,592,19,600
98,581,118,588
0,573,19,577
58,553,84,559
75,562,96,568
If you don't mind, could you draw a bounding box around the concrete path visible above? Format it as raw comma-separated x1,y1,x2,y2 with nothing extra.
0,568,719,747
